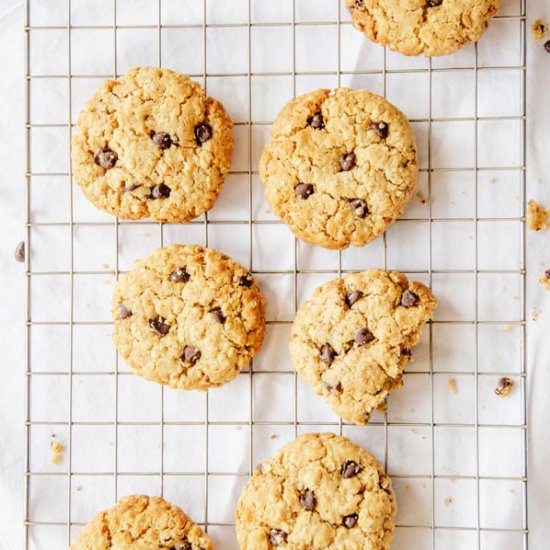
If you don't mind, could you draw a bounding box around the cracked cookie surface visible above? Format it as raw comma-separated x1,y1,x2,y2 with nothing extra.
71,495,213,549
290,270,437,425
72,66,233,222
112,244,266,391
235,432,396,550
260,88,418,250
347,0,503,57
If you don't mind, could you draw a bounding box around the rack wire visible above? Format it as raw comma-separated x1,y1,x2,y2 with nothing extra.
24,0,528,548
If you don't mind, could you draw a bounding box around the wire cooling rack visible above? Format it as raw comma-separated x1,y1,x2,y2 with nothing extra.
23,0,528,548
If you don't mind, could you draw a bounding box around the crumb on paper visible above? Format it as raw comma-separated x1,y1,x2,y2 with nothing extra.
489,177,497,184
447,377,458,394
532,309,541,321
416,191,428,205
532,19,547,41
235,425,242,431
540,270,550,290
75,486,82,492
502,324,514,333
50,440,64,464
405,484,411,491
527,200,549,231
512,294,520,301
102,262,110,270
495,377,514,397
270,433,279,440
443,497,453,506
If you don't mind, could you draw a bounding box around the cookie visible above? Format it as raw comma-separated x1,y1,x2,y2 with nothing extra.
347,0,503,57
112,244,266,391
235,432,396,550
290,270,437,425
260,88,418,250
71,495,213,549
72,66,233,222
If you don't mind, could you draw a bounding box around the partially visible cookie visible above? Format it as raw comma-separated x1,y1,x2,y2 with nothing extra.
290,270,437,425
260,88,418,250
347,0,503,57
112,244,266,391
236,432,396,550
71,495,213,549
72,66,233,222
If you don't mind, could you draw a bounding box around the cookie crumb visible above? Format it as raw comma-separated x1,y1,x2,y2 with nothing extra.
495,377,514,397
532,19,547,41
270,433,279,440
447,377,458,394
532,308,541,321
527,200,549,231
75,485,82,492
14,240,25,263
540,270,550,291
489,177,497,184
235,425,242,431
443,497,453,506
102,262,110,270
50,440,64,464
416,191,428,205
502,324,514,333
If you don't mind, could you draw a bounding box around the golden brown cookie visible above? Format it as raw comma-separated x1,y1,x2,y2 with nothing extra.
347,0,503,57
260,88,418,250
72,66,233,222
290,270,437,425
236,432,396,550
112,244,266,391
71,495,213,549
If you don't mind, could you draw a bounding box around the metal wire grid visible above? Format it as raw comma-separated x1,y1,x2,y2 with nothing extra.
23,0,528,548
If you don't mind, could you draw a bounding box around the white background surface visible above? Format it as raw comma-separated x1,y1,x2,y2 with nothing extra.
1,0,549,549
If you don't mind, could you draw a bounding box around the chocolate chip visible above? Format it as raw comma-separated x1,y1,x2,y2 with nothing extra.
354,0,365,7
320,343,336,365
150,131,172,150
324,381,343,393
427,0,443,6
349,198,368,218
545,269,550,279
183,346,201,365
170,267,190,283
401,347,412,357
94,147,118,169
378,478,392,495
195,123,212,144
295,183,314,200
370,121,389,139
345,290,363,307
339,152,356,172
14,241,25,263
343,513,358,528
149,315,170,336
118,304,132,319
307,112,324,129
151,183,171,199
268,529,287,546
170,542,193,550
341,460,361,478
355,328,375,345
545,40,550,53
401,289,419,307
240,273,253,287
299,489,316,511
210,307,226,324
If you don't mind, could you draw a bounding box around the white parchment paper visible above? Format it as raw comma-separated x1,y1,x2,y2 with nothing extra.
1,0,549,549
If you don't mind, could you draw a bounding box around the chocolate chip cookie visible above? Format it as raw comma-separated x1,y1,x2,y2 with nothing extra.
72,66,233,222
71,495,213,549
347,0,503,57
290,270,437,425
112,244,266,391
260,88,418,250
235,432,396,550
